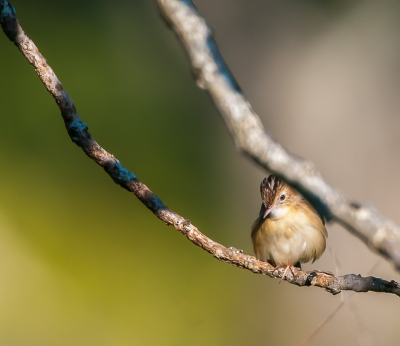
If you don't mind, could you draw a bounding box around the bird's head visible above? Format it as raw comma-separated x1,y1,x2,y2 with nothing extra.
259,175,300,220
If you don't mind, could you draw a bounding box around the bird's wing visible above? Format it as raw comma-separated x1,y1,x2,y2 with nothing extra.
300,199,328,238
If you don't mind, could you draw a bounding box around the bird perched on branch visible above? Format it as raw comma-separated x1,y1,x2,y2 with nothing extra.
251,175,327,281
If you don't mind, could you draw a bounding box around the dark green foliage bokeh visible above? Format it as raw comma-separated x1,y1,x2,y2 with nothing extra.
0,1,274,345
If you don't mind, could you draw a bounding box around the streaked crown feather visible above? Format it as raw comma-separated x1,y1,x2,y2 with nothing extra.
260,175,285,206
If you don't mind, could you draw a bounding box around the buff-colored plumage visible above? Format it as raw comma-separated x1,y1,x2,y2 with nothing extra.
251,176,327,270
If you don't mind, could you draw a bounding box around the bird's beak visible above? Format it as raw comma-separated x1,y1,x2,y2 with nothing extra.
261,204,274,219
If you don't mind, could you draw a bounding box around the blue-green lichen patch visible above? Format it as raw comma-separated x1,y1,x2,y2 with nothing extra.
144,195,165,213
66,119,88,143
110,161,136,184
0,1,16,23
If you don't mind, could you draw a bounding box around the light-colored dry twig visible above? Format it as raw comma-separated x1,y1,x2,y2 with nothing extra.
1,0,400,297
155,0,400,271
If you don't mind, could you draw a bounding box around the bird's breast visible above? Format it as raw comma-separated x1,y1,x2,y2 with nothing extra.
252,208,326,266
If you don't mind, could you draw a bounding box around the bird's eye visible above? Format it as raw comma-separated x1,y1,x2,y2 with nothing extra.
280,194,286,201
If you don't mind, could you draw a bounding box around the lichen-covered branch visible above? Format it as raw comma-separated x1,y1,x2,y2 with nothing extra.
155,0,400,271
1,0,399,297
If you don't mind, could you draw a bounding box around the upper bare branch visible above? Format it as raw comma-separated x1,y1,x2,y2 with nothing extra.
156,0,400,271
1,0,399,297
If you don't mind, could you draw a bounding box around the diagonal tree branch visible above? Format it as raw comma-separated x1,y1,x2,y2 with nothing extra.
1,0,400,297
155,0,400,272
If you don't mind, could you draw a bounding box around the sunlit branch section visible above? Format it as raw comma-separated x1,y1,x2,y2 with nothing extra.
156,0,400,271
1,0,400,297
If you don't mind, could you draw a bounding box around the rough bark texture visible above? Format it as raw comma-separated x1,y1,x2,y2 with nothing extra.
155,0,400,272
1,0,400,297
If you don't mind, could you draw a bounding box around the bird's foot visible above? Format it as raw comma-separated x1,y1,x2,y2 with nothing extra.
278,265,296,283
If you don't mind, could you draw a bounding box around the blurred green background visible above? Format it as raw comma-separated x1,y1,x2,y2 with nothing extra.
1,0,400,345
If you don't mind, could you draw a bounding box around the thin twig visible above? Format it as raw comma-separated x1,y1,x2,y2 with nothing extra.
155,0,400,271
1,1,399,297
299,260,381,345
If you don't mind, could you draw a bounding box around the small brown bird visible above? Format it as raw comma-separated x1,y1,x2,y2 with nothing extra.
251,175,327,280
